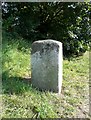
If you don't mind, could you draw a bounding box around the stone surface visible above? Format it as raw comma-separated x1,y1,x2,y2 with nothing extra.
31,39,63,93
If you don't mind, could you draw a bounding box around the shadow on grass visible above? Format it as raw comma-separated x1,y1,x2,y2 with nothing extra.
2,71,58,95
63,52,85,61
2,70,32,95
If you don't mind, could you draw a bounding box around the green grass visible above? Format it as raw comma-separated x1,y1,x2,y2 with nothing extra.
2,33,90,118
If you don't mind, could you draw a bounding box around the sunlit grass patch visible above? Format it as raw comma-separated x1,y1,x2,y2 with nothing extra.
2,34,89,118
2,35,31,78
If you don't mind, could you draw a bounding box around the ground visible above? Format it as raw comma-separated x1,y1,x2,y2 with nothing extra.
1,36,90,118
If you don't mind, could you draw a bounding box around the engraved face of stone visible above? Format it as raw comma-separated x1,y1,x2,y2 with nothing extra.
31,39,63,94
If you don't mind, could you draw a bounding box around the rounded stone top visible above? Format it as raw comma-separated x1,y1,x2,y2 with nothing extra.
33,39,62,45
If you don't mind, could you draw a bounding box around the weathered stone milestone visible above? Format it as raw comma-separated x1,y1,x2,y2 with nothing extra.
31,39,63,93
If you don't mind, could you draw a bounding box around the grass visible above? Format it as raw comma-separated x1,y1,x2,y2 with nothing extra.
2,32,90,118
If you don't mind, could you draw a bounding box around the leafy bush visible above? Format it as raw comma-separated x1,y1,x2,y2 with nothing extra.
2,2,91,55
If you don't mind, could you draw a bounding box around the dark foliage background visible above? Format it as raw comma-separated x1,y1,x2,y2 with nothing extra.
2,2,91,56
